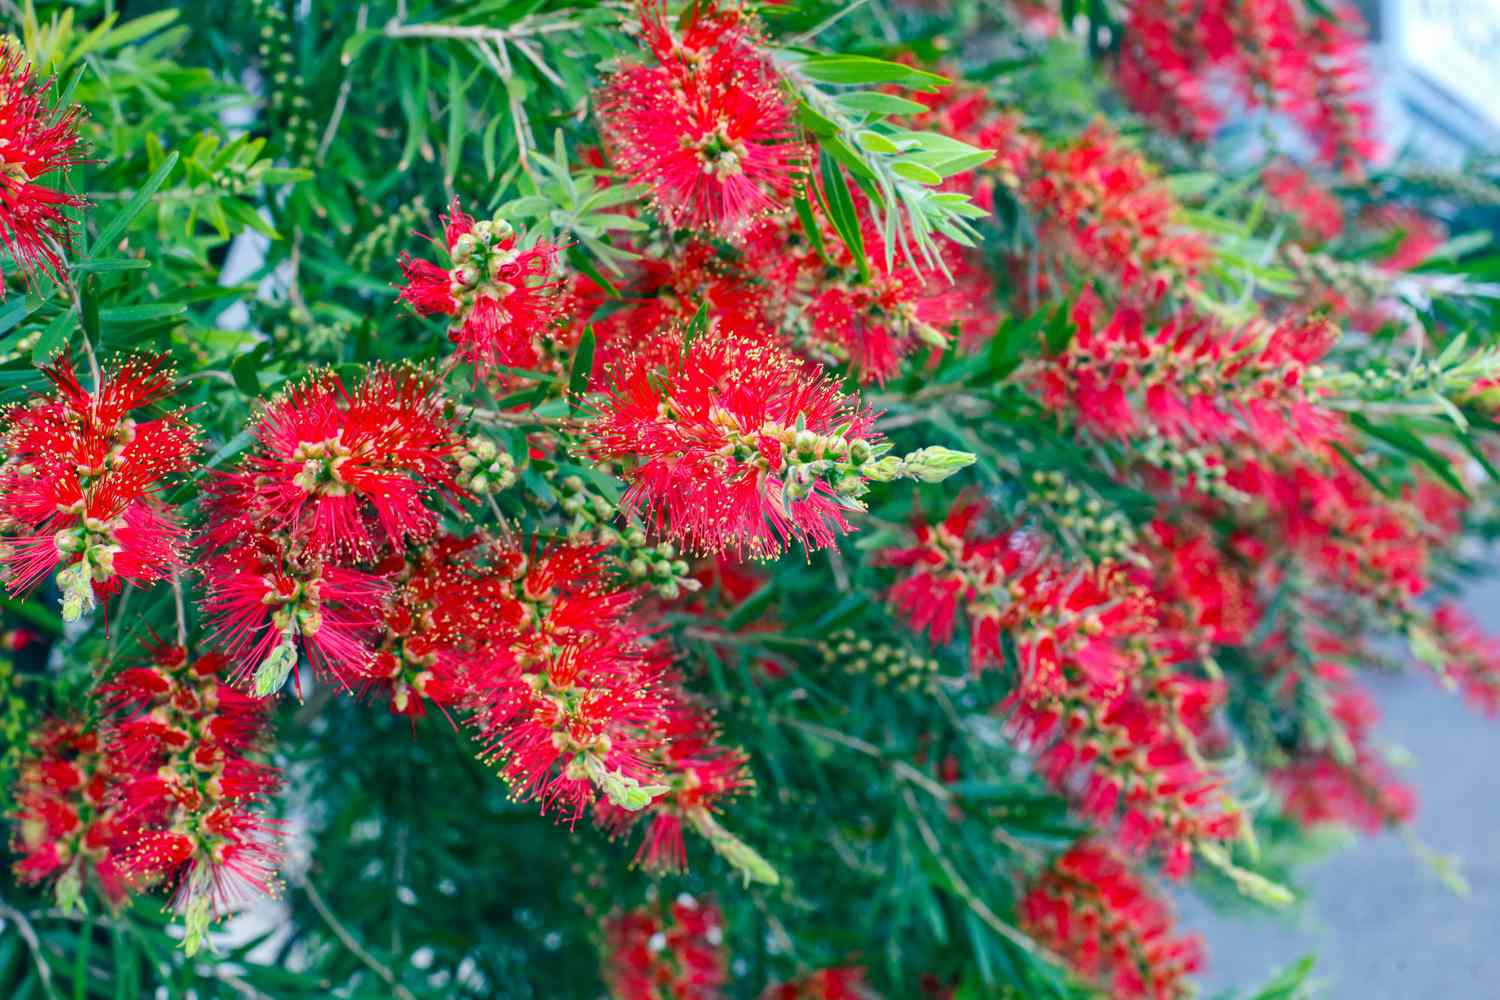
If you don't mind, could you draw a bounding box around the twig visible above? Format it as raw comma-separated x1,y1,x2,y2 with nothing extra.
171,570,188,646
898,785,1066,968
468,406,587,431
299,876,418,1000
78,328,101,392
0,897,59,1000
790,0,870,42
286,232,309,316
317,4,370,165
381,16,583,45
176,369,238,386
776,716,956,804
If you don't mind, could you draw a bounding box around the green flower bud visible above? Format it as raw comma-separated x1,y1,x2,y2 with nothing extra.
900,446,977,483
862,456,904,483
582,754,668,811
254,635,299,698
57,562,96,623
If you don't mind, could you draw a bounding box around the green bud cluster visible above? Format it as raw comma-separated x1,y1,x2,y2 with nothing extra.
819,628,938,692
1400,168,1500,206
1309,346,1500,402
709,410,975,508
1028,470,1138,563
266,304,354,356
53,516,131,623
209,153,258,195
1137,432,1241,503
447,216,520,311
349,195,431,273
1282,244,1391,307
863,445,978,485
556,474,698,600
0,658,30,810
456,435,517,496
251,0,316,164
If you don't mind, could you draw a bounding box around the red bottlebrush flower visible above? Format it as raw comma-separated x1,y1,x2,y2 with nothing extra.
1034,289,1338,449
1113,0,1377,173
1265,657,1415,834
882,503,1242,871
216,365,459,560
371,533,521,717
878,499,1031,668
1427,604,1500,717
397,201,567,376
198,525,391,693
0,354,198,621
597,1,799,234
1021,125,1209,300
601,895,729,1000
593,329,882,557
593,690,758,877
471,543,670,823
1363,205,1446,272
1263,162,1344,244
1225,449,1446,603
9,718,130,909
796,198,995,383
1146,520,1258,649
760,968,875,1000
1020,840,1204,1000
1273,750,1415,834
0,48,86,293
105,643,282,953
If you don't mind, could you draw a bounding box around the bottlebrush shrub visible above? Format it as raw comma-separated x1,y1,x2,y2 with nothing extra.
4,2,1500,998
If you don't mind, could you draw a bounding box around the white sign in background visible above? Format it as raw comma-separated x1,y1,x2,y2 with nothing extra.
1394,0,1500,131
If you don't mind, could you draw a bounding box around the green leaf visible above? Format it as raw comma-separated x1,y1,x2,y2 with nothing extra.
1349,413,1469,496
444,60,465,184
89,151,180,257
793,192,832,266
1245,955,1317,1000
32,311,75,364
721,582,777,631
682,302,709,359
891,160,943,185
568,325,595,411
0,295,35,338
856,129,904,155
100,302,188,325
341,28,382,65
817,151,867,280
834,91,930,117
71,258,150,274
799,55,948,91
231,352,262,395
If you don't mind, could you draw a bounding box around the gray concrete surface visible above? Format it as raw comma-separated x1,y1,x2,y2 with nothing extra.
1181,579,1500,998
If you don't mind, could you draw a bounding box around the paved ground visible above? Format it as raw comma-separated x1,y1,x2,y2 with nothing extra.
1181,578,1500,998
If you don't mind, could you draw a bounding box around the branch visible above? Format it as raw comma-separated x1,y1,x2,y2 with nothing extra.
317,4,370,165
298,876,417,1000
171,570,188,646
777,715,956,805
898,785,1067,970
381,13,583,45
468,406,588,432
